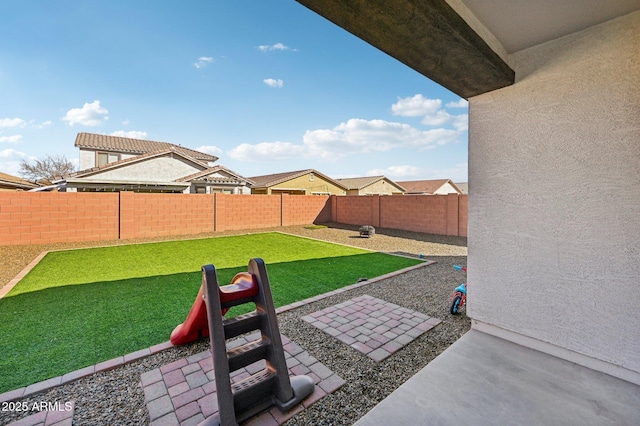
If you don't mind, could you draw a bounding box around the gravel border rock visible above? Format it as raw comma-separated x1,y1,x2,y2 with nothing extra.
0,223,470,425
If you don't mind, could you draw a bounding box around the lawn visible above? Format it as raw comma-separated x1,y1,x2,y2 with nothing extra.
0,232,421,393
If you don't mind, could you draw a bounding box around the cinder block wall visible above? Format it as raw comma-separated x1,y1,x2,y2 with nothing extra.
0,192,466,245
332,194,467,237
0,192,119,245
458,193,468,236
214,194,281,232
281,194,332,226
334,195,379,227
119,192,215,239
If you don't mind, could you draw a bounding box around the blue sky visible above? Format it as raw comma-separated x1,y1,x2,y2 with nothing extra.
0,1,468,182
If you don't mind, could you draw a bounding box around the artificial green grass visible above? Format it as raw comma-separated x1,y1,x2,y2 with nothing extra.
0,232,421,393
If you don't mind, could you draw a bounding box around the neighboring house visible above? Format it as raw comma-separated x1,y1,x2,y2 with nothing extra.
335,176,405,195
0,172,40,191
176,166,254,194
396,179,463,195
53,133,253,193
249,169,347,195
75,132,218,169
455,182,468,194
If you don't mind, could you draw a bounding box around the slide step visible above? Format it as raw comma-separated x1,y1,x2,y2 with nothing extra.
218,274,258,303
232,369,278,423
227,338,270,372
224,311,262,340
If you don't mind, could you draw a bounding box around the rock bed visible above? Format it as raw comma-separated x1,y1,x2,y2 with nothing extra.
0,224,470,425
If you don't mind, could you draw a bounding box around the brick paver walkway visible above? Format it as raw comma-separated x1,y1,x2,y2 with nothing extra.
301,295,441,362
141,333,344,426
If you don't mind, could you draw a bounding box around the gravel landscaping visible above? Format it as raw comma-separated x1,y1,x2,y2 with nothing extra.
0,223,470,425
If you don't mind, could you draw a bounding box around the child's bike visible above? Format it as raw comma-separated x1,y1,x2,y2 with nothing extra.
450,265,467,314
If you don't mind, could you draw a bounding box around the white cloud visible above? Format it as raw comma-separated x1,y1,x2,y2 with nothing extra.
0,118,26,128
0,148,32,175
392,94,468,130
25,119,52,129
257,43,295,52
194,56,214,69
392,95,442,117
195,145,223,157
446,98,469,108
229,141,306,162
227,116,462,164
452,114,469,132
110,130,148,139
263,78,283,88
302,118,459,160
0,135,23,143
122,119,130,125
420,110,452,126
426,162,468,182
62,100,109,126
366,165,423,179
0,148,28,158
366,162,468,182
69,157,79,170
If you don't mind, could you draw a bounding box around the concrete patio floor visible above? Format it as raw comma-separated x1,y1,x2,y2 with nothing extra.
355,330,640,426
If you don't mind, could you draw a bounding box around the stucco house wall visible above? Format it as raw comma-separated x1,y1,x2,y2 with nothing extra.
85,156,202,182
432,182,460,194
266,173,346,195
356,179,404,195
79,149,93,169
468,11,640,381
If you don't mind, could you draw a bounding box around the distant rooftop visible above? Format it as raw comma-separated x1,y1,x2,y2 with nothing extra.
249,169,347,190
336,176,406,192
74,132,218,163
0,172,40,190
396,179,461,194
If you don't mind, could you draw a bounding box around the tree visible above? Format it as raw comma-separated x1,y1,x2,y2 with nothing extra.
19,154,76,182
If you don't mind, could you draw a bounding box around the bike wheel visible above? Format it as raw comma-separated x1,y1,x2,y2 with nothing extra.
450,296,462,315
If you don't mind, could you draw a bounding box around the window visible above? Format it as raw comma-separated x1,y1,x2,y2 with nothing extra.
309,173,314,181
97,152,120,166
210,188,232,194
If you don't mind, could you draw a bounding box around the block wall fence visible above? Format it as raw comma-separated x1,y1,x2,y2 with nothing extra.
0,192,466,246
332,194,467,237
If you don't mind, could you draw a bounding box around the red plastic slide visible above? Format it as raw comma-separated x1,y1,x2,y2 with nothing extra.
170,272,259,345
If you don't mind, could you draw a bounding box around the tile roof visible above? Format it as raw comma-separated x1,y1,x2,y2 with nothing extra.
335,176,406,192
249,169,347,190
74,132,218,162
395,179,461,194
335,176,385,190
0,172,40,189
249,169,312,187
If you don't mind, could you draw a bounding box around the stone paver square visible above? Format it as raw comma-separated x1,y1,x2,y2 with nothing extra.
302,295,441,362
142,333,343,425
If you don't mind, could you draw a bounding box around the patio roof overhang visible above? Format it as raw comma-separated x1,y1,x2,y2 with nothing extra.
295,0,515,98
64,178,190,192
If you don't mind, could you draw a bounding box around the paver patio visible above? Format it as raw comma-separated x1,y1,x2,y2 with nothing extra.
301,295,441,362
141,332,345,426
